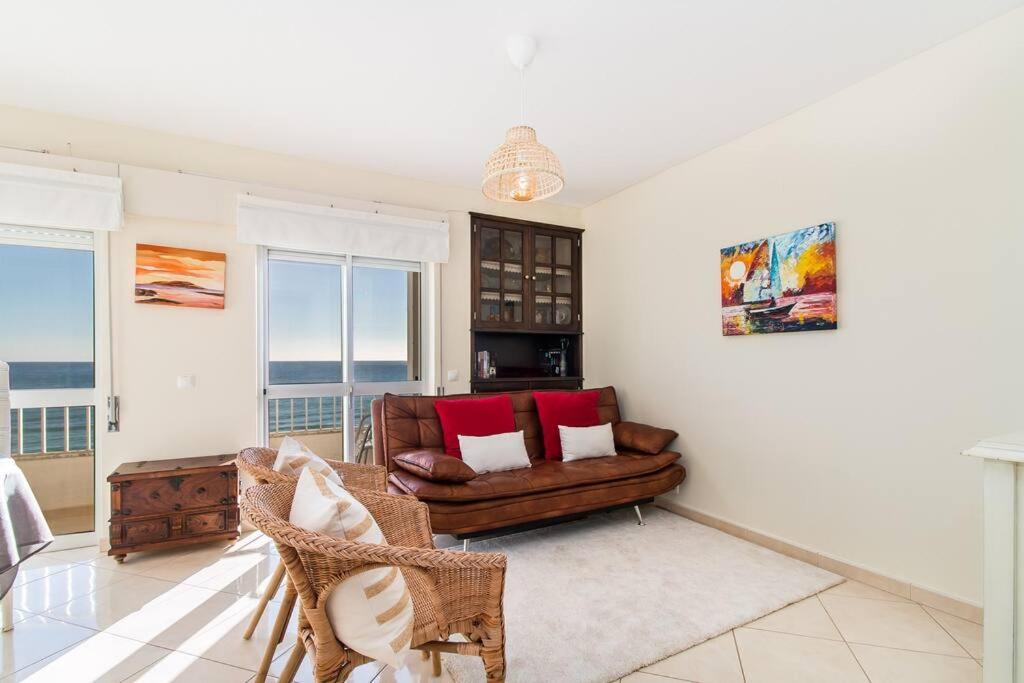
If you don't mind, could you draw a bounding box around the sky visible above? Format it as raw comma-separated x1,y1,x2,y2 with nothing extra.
0,244,411,364
269,260,411,362
0,244,94,362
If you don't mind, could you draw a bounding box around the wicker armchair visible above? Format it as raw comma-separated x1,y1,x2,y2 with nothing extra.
235,446,388,682
242,481,508,683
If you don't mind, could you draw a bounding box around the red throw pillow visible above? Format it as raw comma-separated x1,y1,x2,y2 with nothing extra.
434,395,517,459
533,390,601,460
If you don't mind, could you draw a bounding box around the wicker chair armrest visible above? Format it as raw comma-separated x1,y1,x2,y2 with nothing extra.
324,459,387,492
242,490,506,571
346,488,435,549
434,564,507,625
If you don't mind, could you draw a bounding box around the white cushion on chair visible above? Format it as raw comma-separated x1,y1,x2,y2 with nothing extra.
273,435,341,484
289,468,413,669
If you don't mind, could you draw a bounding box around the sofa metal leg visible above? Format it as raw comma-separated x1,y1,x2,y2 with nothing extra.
463,539,470,552
634,505,646,526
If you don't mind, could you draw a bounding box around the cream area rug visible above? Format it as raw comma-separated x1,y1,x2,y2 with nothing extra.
443,506,841,683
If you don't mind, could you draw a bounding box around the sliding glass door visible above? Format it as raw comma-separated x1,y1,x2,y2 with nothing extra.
0,225,108,547
261,250,422,462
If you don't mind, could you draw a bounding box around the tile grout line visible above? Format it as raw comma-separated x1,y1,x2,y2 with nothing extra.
731,629,748,683
918,604,977,661
816,594,873,682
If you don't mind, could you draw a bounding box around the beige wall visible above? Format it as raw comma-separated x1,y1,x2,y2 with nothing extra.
582,9,1024,605
0,106,582,540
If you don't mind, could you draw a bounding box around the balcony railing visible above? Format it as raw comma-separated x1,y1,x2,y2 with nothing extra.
8,406,95,457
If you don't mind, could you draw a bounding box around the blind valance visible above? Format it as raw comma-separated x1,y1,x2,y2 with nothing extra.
0,161,123,231
237,195,449,263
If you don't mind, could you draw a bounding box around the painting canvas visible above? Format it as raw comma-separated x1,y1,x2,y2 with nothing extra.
135,243,226,309
720,223,836,336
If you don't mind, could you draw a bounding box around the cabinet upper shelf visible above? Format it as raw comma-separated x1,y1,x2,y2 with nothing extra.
470,213,583,333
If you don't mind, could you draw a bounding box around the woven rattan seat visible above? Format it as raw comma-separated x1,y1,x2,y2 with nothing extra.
243,480,508,682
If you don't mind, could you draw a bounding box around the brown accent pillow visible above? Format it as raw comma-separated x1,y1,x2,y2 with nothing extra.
613,421,678,455
392,449,477,483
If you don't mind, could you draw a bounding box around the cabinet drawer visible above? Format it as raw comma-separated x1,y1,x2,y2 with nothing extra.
184,510,226,536
120,518,171,546
120,471,232,516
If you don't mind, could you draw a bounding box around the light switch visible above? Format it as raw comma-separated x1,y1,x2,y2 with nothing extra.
176,374,196,389
446,370,459,382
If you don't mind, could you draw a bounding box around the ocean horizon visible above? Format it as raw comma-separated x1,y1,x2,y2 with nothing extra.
7,360,410,454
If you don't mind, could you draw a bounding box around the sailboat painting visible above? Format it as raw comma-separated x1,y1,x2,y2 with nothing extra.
720,223,836,336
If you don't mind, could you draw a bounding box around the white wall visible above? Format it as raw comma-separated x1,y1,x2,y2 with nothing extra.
582,9,1024,605
0,106,582,539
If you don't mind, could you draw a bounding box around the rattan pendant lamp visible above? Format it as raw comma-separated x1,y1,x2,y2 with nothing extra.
482,34,565,203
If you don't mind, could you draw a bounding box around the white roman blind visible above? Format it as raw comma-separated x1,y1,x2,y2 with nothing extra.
237,195,449,263
0,161,123,231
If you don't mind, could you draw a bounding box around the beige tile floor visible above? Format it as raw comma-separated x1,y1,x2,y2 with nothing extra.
1,532,982,682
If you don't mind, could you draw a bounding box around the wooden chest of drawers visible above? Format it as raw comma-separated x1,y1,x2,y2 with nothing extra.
107,454,239,562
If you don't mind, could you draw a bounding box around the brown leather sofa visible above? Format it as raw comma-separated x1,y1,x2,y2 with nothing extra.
371,387,685,537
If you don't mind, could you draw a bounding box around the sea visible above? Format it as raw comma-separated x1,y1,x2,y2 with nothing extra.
6,360,409,454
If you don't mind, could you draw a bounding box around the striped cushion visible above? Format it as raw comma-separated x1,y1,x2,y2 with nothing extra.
273,436,342,484
290,469,413,668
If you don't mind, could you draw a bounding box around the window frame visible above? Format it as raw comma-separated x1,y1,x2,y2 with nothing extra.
257,247,429,461
0,224,110,550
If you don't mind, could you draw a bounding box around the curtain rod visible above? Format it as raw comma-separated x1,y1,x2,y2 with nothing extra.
0,144,460,216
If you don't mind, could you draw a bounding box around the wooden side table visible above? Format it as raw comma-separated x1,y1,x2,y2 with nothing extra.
107,454,239,562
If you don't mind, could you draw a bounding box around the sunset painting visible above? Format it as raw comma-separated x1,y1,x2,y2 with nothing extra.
135,244,226,309
720,223,836,336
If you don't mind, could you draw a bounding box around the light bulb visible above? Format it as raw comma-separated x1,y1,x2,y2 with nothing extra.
511,172,536,202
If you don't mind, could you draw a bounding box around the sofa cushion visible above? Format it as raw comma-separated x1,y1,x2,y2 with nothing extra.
414,464,686,535
433,394,516,458
533,390,601,460
388,450,681,502
459,431,531,474
392,449,477,482
613,421,679,455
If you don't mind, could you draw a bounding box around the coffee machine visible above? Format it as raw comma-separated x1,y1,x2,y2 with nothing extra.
543,338,571,377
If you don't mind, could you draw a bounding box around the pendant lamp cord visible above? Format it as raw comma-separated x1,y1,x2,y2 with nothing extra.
519,66,526,124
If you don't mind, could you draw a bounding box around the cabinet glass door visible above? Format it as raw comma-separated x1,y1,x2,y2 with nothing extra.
476,222,528,329
530,230,578,330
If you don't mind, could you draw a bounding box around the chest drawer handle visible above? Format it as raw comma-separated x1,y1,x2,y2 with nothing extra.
197,487,206,494
219,497,229,505
173,504,182,511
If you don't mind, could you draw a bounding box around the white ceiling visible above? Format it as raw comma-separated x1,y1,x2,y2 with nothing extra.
0,1,1019,206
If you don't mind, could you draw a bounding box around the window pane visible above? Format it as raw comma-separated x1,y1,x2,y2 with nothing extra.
268,259,343,384
555,237,573,266
502,230,522,261
1,240,96,536
480,227,500,259
268,395,344,461
353,266,420,382
0,244,94,389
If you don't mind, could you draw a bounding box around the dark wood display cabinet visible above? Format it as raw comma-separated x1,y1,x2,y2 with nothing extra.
470,213,584,394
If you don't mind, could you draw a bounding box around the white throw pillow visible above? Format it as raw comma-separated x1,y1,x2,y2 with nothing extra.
290,469,413,668
559,423,617,461
457,431,532,474
273,436,341,484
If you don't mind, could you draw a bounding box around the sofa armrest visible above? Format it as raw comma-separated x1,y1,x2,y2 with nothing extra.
393,448,478,483
613,421,678,455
